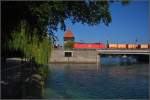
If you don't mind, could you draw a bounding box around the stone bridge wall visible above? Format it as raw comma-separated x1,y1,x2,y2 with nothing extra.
49,49,98,63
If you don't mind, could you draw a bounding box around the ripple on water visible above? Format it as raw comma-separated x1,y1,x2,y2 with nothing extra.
44,61,149,99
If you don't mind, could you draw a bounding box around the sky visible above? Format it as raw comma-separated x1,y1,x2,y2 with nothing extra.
53,1,149,46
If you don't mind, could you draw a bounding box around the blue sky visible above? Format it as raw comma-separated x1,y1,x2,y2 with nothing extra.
53,1,149,46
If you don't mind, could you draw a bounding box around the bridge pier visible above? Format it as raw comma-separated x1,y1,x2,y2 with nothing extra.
96,54,100,65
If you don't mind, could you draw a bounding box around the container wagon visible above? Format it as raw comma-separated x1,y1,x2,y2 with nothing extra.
140,44,149,49
108,44,118,49
127,44,137,49
117,44,127,49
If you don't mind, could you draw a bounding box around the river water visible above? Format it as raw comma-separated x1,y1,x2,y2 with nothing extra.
44,57,149,99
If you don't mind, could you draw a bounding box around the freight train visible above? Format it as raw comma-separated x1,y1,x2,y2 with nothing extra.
73,42,150,49
107,44,149,49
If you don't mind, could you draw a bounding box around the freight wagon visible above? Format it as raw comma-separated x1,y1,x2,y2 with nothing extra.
127,44,137,49
74,42,106,49
108,44,118,49
117,44,127,49
73,42,150,49
140,44,149,49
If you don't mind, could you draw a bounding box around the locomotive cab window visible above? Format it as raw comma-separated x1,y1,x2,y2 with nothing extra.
64,51,73,57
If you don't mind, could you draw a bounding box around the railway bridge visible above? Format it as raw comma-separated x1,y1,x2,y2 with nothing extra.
96,49,150,55
50,48,150,63
96,49,150,63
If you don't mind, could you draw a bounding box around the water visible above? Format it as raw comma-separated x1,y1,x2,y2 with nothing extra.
44,57,149,99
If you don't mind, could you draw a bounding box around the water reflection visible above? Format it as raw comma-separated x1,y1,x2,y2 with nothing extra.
101,56,137,66
44,58,149,99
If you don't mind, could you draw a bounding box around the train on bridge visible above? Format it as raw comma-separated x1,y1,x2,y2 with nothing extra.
62,28,150,49
73,42,150,49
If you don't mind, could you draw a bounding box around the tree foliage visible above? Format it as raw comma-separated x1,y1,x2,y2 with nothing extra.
9,20,52,65
2,1,129,39
2,1,129,58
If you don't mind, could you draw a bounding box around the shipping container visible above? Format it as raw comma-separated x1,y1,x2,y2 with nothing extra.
117,44,127,49
74,42,106,49
108,44,118,49
140,44,149,49
127,44,137,49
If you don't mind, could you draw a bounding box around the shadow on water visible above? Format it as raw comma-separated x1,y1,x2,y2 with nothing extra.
100,55,148,66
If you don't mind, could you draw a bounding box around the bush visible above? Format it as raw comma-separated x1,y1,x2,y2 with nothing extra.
37,65,49,79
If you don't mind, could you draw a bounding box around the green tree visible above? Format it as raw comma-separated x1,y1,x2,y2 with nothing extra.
2,1,129,59
9,20,52,65
2,1,130,97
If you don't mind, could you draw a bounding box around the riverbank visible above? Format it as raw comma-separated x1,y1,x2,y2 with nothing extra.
1,58,49,99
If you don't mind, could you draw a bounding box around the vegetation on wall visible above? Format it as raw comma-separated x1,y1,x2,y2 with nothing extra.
64,41,75,49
